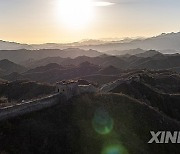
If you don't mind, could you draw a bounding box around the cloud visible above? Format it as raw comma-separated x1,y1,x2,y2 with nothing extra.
94,1,115,6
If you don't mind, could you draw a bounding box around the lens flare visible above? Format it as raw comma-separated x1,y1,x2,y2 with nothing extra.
92,108,113,135
102,144,129,154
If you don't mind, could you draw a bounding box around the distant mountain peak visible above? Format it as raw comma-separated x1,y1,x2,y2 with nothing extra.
0,59,14,64
0,59,26,75
79,61,92,66
134,50,161,58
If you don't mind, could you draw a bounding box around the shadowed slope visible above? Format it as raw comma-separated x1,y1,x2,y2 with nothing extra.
0,93,180,154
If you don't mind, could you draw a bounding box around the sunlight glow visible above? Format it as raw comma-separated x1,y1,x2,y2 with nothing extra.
57,0,94,29
94,2,115,6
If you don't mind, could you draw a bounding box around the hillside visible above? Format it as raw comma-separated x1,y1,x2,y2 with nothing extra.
2,62,101,83
2,53,180,83
131,54,180,70
22,57,66,68
0,48,102,63
77,74,120,85
0,59,26,76
1,48,180,72
0,80,55,104
98,70,180,120
25,63,64,74
0,93,180,154
105,48,146,56
134,50,162,58
21,53,180,71
97,65,122,75
28,55,127,69
0,40,31,50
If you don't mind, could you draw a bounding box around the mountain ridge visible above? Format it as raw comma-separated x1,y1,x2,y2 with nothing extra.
1,31,180,52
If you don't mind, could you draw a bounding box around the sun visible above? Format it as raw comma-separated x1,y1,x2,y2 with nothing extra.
57,0,94,29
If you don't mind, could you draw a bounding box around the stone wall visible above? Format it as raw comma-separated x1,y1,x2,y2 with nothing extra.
56,83,98,99
0,93,62,121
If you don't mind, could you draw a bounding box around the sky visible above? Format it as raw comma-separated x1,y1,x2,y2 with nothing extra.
0,0,180,44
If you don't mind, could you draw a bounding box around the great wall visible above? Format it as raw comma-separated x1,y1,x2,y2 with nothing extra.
0,76,141,122
0,93,62,121
0,79,98,121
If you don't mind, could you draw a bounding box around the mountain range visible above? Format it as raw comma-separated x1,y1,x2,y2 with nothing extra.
0,37,180,154
1,50,180,83
0,48,102,63
0,59,26,76
1,32,180,53
82,32,180,52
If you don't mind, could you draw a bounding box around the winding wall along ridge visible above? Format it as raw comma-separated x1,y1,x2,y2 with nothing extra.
0,93,61,121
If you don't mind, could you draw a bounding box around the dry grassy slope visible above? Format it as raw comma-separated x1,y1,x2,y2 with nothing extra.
0,93,180,154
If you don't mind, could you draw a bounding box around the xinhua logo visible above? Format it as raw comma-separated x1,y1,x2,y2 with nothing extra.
148,131,180,143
